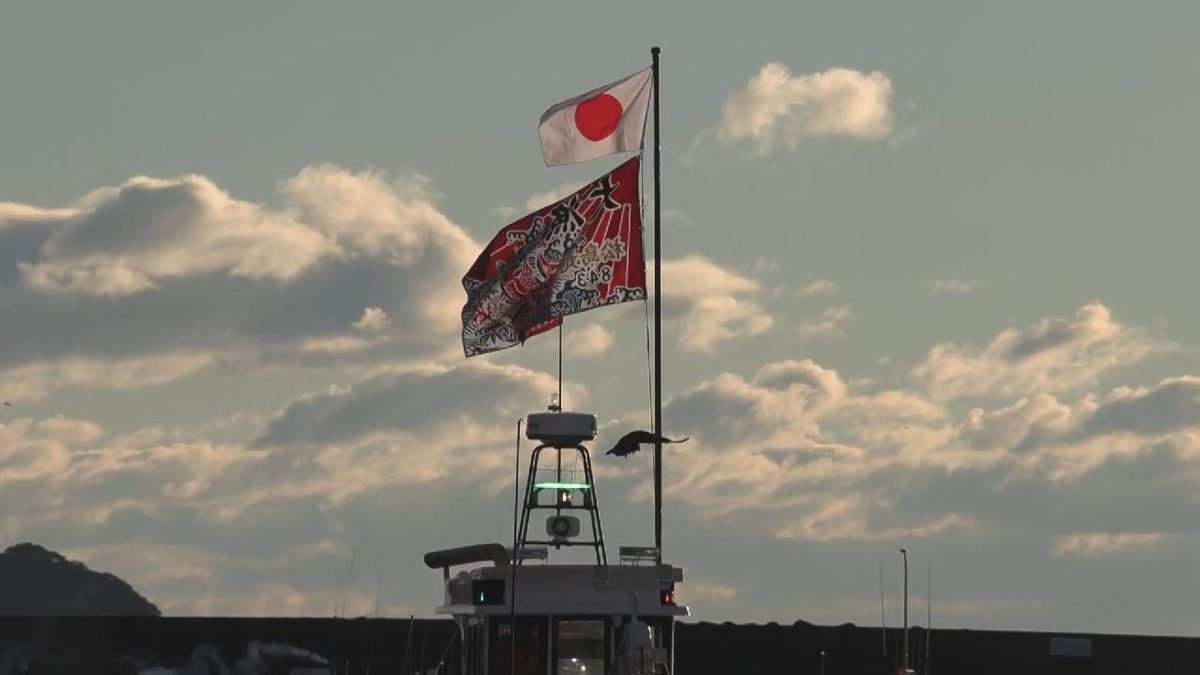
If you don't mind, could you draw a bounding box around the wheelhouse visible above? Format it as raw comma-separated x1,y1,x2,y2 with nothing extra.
424,410,688,675
426,546,686,675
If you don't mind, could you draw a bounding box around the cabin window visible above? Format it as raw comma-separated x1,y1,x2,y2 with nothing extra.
461,619,487,675
492,618,546,675
554,619,606,675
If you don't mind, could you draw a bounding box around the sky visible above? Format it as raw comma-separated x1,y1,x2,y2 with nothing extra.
3,1,1200,635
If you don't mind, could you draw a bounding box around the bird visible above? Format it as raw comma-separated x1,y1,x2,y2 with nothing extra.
605,430,689,457
2,401,10,406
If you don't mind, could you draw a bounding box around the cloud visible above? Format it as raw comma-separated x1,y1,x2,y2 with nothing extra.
930,278,978,296
488,205,519,220
0,416,96,484
658,255,774,352
4,299,1200,621
0,358,574,615
663,209,692,226
524,183,585,212
566,324,614,357
683,581,739,603
776,506,972,543
492,182,588,219
912,302,1174,401
1079,377,1200,438
253,360,567,453
635,357,1200,542
1055,533,1163,557
624,358,966,541
798,305,852,337
15,175,335,296
353,307,391,334
718,65,894,155
797,279,837,297
589,304,1200,548
0,166,480,398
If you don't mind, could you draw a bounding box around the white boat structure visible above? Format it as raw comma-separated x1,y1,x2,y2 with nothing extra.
425,410,688,675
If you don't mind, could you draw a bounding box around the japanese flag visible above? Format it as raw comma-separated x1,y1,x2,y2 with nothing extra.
538,68,653,167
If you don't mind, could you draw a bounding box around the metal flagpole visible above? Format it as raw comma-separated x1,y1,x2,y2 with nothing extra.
650,46,663,563
902,548,910,673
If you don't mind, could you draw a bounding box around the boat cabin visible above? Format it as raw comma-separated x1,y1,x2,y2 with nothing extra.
424,411,688,675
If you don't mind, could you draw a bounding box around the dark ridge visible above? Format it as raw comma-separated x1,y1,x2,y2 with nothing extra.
0,543,160,617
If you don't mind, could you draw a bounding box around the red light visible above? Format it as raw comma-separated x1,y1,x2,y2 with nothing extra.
660,589,675,606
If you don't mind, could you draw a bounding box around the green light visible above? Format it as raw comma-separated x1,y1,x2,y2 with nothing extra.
479,592,486,602
533,482,591,491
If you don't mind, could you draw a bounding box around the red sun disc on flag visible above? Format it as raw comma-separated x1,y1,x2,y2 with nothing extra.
574,94,623,142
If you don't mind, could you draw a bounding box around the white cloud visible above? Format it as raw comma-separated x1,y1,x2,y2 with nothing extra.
4,300,1200,620
776,505,972,543
683,581,739,603
495,181,658,225
912,302,1173,401
797,278,837,297
659,255,774,352
798,305,852,337
525,183,585,212
0,166,480,397
353,307,391,334
592,305,1200,548
566,324,614,357
488,182,590,228
488,204,519,221
663,209,692,226
0,354,218,403
718,64,894,155
0,416,100,482
0,358,576,614
1055,533,1163,557
20,175,335,296
930,278,979,296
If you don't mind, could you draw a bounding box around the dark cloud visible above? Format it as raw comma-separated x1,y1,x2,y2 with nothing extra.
1081,377,1200,438
253,361,560,448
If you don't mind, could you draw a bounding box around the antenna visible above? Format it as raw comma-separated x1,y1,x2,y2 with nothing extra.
901,548,909,674
926,565,932,675
372,555,386,618
401,614,415,674
879,560,887,658
337,547,357,618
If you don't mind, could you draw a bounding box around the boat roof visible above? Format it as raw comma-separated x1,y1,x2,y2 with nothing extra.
426,544,688,618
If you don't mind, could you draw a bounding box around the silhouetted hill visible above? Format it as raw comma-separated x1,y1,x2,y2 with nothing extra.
0,543,159,616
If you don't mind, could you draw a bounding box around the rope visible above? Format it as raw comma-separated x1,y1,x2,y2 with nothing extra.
639,151,654,429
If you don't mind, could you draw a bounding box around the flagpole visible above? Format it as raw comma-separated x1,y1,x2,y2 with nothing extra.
651,46,663,563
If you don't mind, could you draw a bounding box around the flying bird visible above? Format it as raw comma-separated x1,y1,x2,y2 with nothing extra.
605,430,689,458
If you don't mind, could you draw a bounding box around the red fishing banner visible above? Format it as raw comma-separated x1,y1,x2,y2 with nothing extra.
461,157,646,357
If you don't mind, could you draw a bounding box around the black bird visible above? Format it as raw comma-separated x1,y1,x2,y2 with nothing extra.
605,430,689,457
